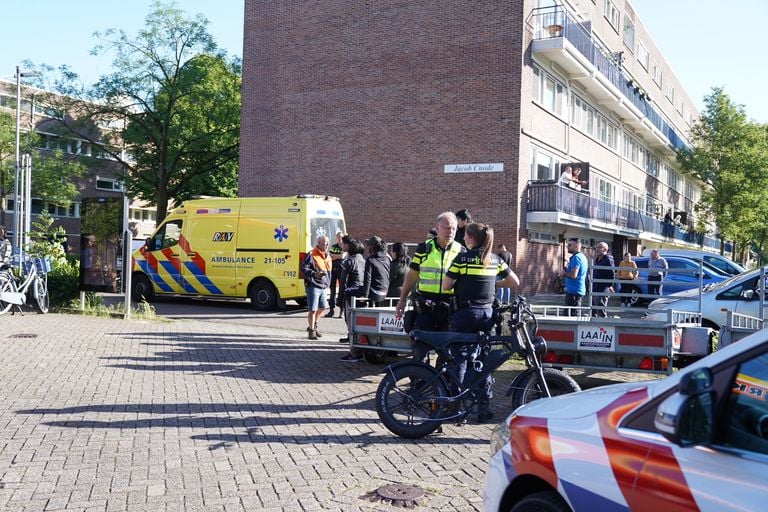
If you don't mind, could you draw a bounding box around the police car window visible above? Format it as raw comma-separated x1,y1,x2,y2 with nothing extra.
723,352,768,456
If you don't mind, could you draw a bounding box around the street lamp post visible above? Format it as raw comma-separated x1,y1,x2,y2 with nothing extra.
12,66,40,262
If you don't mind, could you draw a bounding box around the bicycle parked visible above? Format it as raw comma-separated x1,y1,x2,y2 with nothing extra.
0,256,51,315
375,296,580,438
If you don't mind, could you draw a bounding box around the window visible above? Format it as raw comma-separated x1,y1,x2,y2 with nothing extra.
724,352,768,456
637,43,649,70
623,17,635,51
666,80,675,103
604,0,620,31
652,63,662,88
533,66,565,116
676,97,684,115
598,179,615,203
96,177,124,192
528,231,559,244
530,146,561,181
647,152,660,177
149,220,182,251
667,168,680,191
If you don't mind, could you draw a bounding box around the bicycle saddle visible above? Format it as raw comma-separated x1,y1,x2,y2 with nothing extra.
411,330,481,350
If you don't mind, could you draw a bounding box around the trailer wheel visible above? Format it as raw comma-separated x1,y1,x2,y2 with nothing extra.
363,349,388,364
132,274,155,302
250,279,278,310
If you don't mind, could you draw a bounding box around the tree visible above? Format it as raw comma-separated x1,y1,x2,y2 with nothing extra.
677,88,768,261
47,1,241,224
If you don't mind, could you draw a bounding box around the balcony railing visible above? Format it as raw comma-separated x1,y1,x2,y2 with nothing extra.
527,182,722,249
530,6,688,152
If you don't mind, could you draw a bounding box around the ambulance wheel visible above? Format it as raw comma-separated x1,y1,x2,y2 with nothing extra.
250,279,277,310
363,349,387,364
132,274,154,302
510,490,569,512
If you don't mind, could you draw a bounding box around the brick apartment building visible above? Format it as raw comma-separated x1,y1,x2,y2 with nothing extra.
239,0,716,294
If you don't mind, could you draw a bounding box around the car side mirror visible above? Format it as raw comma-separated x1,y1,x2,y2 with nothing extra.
654,368,714,446
741,289,756,300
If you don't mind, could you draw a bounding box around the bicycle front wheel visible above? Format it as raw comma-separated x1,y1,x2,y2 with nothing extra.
0,274,15,315
34,276,49,314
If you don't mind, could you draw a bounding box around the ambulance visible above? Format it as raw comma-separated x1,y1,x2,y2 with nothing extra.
130,195,346,310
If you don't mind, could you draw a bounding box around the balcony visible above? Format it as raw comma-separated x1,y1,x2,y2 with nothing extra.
526,182,721,249
529,6,688,154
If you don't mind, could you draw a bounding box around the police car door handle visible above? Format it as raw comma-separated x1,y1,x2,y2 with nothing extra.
187,252,198,257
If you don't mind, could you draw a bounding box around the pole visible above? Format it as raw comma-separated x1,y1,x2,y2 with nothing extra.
13,66,21,259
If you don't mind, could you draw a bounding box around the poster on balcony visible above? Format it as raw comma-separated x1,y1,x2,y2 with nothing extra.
80,197,124,293
562,161,590,193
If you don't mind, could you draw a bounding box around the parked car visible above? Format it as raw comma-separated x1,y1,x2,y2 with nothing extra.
641,248,746,276
645,266,768,330
484,330,768,512
619,256,730,306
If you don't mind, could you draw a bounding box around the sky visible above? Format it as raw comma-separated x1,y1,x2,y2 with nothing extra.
1,0,764,124
632,0,767,123
0,0,244,85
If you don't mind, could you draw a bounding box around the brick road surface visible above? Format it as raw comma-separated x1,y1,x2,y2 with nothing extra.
0,312,541,511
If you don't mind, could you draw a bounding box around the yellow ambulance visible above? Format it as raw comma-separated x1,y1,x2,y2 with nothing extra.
130,195,346,310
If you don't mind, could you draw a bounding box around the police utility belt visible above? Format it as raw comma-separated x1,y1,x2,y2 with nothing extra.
414,293,454,314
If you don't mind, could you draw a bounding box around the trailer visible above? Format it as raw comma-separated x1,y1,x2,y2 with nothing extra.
348,298,413,363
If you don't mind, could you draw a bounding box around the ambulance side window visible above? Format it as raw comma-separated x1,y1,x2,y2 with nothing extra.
149,220,183,251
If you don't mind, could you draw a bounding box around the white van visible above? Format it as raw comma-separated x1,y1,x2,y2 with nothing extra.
641,248,746,276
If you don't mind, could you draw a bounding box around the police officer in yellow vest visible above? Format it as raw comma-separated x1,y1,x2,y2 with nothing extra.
396,211,465,363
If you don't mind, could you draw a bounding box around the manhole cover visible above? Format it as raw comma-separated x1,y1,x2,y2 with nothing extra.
362,483,428,508
9,334,37,339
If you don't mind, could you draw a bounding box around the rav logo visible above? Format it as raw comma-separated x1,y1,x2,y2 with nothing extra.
212,232,234,242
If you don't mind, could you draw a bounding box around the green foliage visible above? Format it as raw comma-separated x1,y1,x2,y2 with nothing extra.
28,212,68,267
47,256,81,308
47,1,241,224
677,88,768,261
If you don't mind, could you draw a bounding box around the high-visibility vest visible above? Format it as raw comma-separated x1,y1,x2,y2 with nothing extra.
414,238,463,296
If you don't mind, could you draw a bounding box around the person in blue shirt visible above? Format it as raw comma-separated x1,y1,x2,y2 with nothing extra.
562,238,588,316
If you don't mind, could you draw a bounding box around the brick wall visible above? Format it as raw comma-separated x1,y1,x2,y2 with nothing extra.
241,1,527,252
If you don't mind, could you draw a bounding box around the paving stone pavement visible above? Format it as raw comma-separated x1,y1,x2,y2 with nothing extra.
0,312,526,511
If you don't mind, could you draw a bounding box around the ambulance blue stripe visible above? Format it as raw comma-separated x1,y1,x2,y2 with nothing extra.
155,261,198,293
183,262,224,295
137,260,174,292
560,480,629,512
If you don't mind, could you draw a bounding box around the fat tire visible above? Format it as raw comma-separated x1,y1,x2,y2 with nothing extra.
250,279,278,311
376,364,447,439
509,490,571,512
132,274,155,302
363,349,388,364
34,278,49,314
511,368,580,409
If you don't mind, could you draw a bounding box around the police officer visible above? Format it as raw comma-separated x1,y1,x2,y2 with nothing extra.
396,211,464,364
443,222,520,423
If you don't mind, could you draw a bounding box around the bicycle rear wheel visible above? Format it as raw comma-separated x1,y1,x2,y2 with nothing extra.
0,274,14,315
34,276,49,314
376,364,448,438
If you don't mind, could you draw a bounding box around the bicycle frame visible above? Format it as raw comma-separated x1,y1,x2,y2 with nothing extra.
0,262,44,306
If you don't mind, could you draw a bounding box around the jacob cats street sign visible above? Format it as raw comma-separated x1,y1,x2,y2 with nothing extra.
444,163,504,174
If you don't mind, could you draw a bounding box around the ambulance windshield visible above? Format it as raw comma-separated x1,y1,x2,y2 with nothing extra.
310,217,346,242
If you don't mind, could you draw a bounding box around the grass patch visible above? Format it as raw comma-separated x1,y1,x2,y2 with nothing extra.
58,294,161,320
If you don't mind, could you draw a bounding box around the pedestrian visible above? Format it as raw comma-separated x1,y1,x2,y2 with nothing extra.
362,235,390,307
300,235,332,340
325,231,346,318
339,238,367,361
570,166,587,191
648,249,668,296
495,243,514,303
591,242,615,317
617,252,638,307
443,222,519,423
387,242,410,299
558,165,573,187
455,209,472,248
562,238,588,316
396,211,465,364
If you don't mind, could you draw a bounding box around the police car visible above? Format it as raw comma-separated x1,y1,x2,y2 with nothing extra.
484,329,768,511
